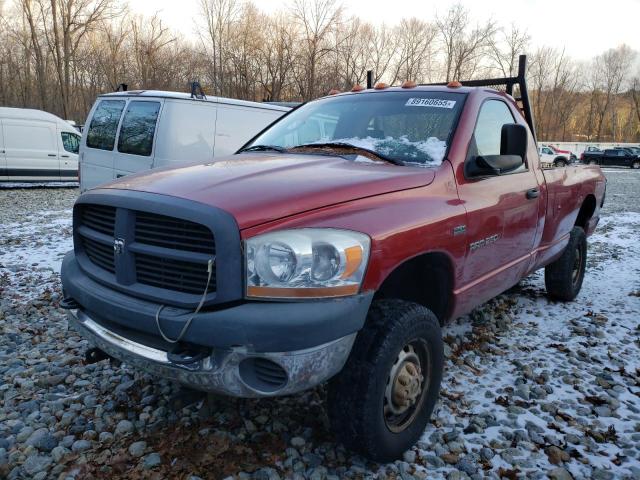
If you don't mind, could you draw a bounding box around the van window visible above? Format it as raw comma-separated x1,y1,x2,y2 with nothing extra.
86,100,126,150
4,124,55,150
117,101,161,156
61,132,80,154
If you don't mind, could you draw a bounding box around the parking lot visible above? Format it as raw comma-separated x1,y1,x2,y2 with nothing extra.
1,167,639,479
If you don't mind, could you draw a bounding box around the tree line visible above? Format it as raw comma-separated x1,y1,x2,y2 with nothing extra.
1,0,639,142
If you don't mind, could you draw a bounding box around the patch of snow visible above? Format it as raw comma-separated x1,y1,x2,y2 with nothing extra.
315,136,447,166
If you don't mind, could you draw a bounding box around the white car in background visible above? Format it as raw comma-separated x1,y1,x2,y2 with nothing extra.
79,91,290,191
0,107,81,182
538,145,571,167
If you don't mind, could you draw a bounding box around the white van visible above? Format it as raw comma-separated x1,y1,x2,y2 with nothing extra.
0,107,81,182
79,91,290,191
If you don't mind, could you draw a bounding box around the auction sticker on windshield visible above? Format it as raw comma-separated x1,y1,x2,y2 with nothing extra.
405,98,456,108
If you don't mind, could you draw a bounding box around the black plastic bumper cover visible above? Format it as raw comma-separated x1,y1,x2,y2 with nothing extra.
61,252,373,352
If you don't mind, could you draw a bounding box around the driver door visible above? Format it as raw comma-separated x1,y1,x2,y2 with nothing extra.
456,100,541,307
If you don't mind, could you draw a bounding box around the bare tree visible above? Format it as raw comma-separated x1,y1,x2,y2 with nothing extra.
436,3,497,81
489,23,530,77
590,45,635,140
197,0,239,96
292,0,342,100
389,18,437,84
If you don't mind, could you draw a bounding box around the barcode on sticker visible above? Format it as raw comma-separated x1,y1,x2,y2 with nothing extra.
406,98,456,108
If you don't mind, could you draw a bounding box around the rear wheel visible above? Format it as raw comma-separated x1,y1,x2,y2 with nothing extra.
632,160,640,169
327,300,443,462
545,226,587,301
589,160,598,165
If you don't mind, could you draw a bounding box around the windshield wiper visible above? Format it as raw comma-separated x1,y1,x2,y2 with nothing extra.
240,144,288,153
291,142,404,166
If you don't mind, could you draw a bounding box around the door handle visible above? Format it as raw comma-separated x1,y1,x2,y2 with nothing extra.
61,155,69,158
48,153,57,157
526,188,539,199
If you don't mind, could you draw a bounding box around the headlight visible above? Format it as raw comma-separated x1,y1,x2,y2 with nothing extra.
245,229,370,298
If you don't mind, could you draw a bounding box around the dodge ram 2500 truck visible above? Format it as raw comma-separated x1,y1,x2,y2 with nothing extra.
60,56,606,461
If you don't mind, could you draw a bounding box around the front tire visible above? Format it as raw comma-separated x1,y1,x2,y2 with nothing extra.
545,226,587,301
632,160,640,169
327,300,444,462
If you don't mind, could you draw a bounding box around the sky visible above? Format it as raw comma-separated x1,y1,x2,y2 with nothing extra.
128,0,640,62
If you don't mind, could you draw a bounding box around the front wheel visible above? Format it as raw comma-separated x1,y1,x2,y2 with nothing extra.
632,160,640,169
589,160,598,165
327,300,443,462
545,226,587,301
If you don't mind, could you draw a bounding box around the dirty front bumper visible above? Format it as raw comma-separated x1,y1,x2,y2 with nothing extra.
62,252,372,397
67,308,356,397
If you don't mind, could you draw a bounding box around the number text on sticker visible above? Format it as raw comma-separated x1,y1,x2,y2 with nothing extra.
405,98,456,109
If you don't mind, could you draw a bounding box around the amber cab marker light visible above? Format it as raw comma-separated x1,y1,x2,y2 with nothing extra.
373,82,389,90
351,84,365,92
327,89,341,95
401,80,417,88
447,80,462,88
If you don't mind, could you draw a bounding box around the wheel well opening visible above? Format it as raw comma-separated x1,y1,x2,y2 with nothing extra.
373,253,453,324
575,195,596,229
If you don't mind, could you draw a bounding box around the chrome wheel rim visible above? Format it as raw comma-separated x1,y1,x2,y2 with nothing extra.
383,341,430,433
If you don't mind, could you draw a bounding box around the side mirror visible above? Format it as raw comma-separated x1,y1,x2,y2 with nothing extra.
501,123,528,159
467,123,527,177
467,154,524,176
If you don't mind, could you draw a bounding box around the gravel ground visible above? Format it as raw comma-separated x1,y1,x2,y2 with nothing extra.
1,169,639,480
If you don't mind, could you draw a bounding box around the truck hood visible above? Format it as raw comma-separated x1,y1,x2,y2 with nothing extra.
103,153,436,229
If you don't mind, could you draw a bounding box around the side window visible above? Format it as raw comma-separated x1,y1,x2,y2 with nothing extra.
86,100,126,150
117,101,161,156
473,100,516,157
61,132,80,154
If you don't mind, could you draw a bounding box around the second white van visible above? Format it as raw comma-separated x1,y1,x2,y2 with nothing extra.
0,107,81,182
79,91,290,191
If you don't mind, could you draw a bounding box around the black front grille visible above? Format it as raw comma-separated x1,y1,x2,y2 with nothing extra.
135,212,215,254
135,253,216,295
81,236,115,273
76,204,216,298
80,205,116,236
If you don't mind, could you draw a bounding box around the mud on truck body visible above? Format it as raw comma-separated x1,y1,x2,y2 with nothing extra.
61,56,606,461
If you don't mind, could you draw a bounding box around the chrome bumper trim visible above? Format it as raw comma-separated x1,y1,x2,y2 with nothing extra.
67,308,355,398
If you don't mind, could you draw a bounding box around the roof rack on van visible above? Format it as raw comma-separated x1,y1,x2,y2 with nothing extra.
190,81,207,100
423,55,536,142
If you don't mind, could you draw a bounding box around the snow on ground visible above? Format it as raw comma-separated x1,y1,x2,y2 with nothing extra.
0,177,639,479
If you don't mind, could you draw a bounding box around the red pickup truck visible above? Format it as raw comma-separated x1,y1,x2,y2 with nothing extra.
61,57,605,461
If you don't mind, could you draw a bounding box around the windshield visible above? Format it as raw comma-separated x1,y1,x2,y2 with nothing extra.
244,91,466,167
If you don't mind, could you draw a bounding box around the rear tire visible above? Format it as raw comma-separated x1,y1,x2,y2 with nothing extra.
589,160,598,165
632,160,640,169
327,300,443,462
545,226,587,301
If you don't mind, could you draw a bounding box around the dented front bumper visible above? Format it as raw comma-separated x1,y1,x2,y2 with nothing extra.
67,308,356,397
